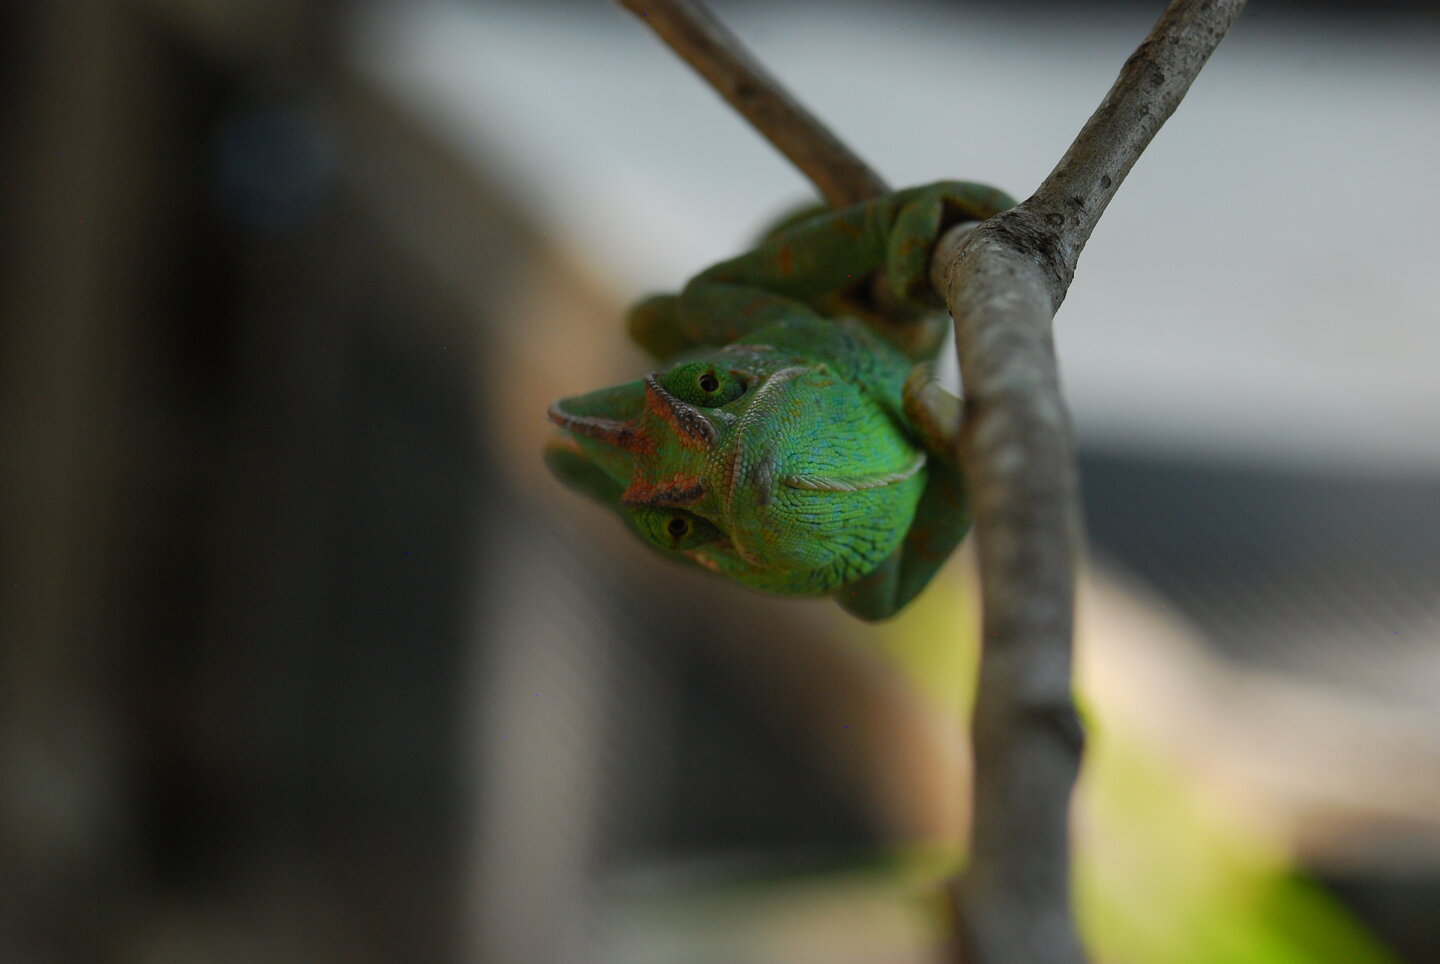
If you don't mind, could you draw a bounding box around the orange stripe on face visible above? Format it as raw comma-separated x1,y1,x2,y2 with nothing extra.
620,474,706,508
644,375,716,449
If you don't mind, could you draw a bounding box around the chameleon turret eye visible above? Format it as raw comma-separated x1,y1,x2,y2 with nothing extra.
630,507,723,552
660,362,746,407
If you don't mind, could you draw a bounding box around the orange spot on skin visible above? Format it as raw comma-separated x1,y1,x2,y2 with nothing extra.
776,244,795,275
687,551,722,572
623,431,656,455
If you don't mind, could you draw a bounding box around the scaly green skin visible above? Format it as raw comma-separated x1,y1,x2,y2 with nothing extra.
546,181,1015,620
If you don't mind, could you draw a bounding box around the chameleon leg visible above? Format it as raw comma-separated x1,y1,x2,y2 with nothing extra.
883,191,947,310
901,361,963,459
883,182,1016,312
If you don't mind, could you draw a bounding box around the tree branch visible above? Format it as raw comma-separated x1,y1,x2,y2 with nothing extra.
932,220,1089,964
618,1,1246,962
1027,0,1248,304
616,0,889,207
933,3,1246,962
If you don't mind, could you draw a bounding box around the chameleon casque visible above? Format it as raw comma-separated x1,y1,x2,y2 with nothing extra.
546,181,1015,620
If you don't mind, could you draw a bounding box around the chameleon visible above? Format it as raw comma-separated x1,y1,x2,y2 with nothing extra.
545,181,1015,620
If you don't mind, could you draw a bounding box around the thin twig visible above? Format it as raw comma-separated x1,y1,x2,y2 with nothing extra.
616,0,889,207
932,2,1247,962
990,0,1249,307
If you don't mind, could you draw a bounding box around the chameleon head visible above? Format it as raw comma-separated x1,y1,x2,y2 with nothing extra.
547,356,927,598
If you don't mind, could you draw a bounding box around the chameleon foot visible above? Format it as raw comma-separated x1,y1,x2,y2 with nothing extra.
902,361,963,464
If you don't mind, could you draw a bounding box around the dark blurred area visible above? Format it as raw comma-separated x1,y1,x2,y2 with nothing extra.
3,1,1438,963
0,2,486,958
0,5,916,959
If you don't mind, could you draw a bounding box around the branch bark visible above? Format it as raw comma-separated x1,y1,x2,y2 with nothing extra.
934,3,1245,962
932,220,1084,964
982,0,1249,308
617,0,889,207
618,1,1247,962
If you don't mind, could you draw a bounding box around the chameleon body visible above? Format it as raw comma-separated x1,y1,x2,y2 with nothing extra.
546,181,1015,620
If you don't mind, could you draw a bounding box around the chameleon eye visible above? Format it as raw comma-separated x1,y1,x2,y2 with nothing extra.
660,362,746,407
629,507,723,552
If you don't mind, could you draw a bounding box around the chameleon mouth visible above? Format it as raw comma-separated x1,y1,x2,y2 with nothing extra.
547,403,650,452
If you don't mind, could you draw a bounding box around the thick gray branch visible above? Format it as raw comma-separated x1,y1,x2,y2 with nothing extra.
931,222,1088,964
933,2,1246,962
616,0,889,207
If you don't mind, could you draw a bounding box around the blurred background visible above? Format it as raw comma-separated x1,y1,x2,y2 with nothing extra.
2,0,1438,961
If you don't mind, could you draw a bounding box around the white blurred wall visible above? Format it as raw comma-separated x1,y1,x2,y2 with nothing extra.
353,0,1440,471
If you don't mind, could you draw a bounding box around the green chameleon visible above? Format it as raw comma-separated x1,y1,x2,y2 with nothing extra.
546,181,1015,620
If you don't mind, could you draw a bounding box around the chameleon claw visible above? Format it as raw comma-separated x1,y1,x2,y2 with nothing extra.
902,362,963,463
